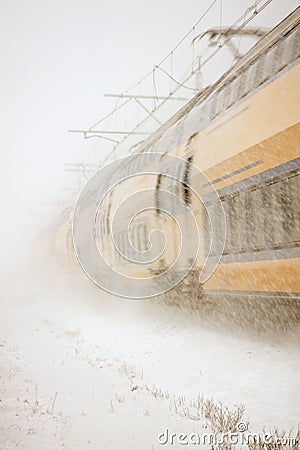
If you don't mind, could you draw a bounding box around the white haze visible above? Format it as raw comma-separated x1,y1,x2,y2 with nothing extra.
0,1,299,448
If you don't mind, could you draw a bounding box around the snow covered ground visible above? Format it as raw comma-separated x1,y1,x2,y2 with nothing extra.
0,223,300,449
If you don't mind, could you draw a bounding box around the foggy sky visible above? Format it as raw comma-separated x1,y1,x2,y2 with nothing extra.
0,0,298,235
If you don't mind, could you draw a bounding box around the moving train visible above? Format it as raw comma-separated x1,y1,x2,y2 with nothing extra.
75,8,300,329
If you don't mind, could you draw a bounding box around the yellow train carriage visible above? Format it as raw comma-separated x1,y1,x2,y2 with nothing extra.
99,8,300,316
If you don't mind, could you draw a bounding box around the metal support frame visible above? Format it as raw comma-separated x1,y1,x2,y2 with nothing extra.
192,27,269,60
104,93,189,101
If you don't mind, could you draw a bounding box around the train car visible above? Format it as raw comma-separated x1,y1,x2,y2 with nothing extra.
87,8,300,328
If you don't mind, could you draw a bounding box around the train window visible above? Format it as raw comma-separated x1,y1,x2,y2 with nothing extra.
260,185,273,248
236,190,248,252
185,132,198,151
228,194,240,252
223,198,231,255
125,164,131,178
292,26,300,60
174,163,182,196
198,103,208,128
269,180,285,248
251,59,259,90
164,166,173,192
227,77,239,110
182,156,193,205
246,61,258,94
278,178,291,245
282,31,296,68
117,233,123,261
119,234,124,261
223,194,240,254
134,154,143,172
155,174,162,214
142,224,148,252
201,202,211,256
285,173,300,245
273,39,286,74
262,48,274,85
222,83,231,111
222,200,231,255
225,82,234,110
101,200,108,235
238,70,250,100
266,44,279,80
106,199,112,235
137,224,143,252
259,183,276,250
254,57,264,87
242,187,262,252
98,206,104,236
216,87,225,115
124,232,129,256
252,187,265,250
131,226,136,251
244,189,255,250
204,98,212,123
206,201,224,257
209,96,218,121
115,234,121,261
143,150,152,167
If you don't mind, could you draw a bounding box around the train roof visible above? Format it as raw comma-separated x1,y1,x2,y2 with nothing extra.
131,6,300,156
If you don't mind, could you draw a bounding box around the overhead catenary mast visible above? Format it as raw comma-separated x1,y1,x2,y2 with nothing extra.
68,0,271,179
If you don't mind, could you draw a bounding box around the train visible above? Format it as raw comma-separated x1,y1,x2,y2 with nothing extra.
74,8,300,330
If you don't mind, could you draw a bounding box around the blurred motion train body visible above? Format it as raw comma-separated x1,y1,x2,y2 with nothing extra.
91,9,300,311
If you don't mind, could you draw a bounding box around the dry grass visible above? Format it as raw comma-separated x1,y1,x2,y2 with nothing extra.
113,359,299,450
246,427,300,450
32,384,60,417
203,400,246,434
